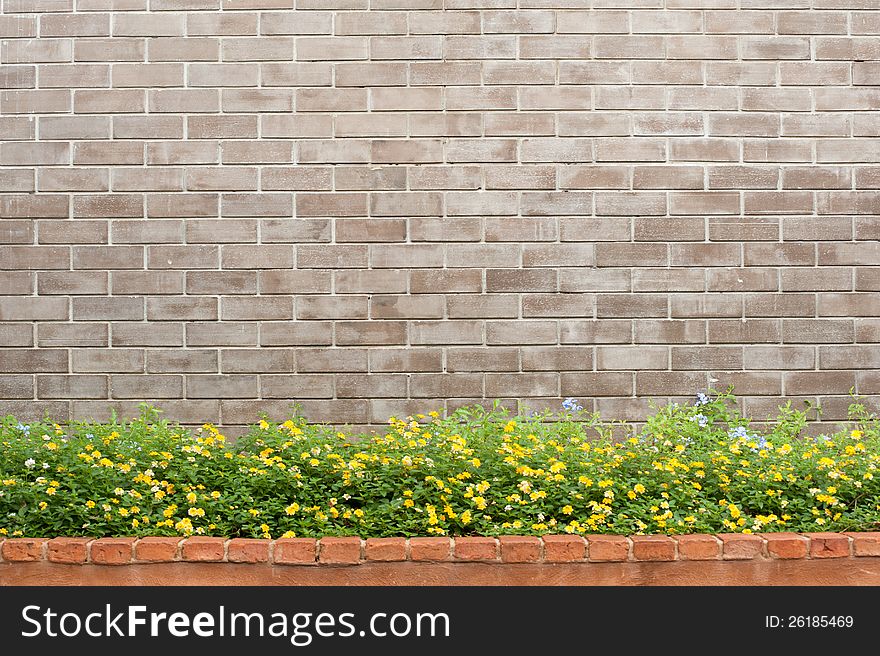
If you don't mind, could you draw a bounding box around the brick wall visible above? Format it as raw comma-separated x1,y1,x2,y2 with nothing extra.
1,1,878,432
3,533,880,585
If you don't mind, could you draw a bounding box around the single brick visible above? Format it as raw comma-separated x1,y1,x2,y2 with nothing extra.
675,534,721,561
409,537,451,562
845,532,880,557
2,538,47,562
541,535,587,563
807,533,851,559
273,538,317,565
181,536,226,562
587,535,629,562
719,534,765,560
499,536,542,563
762,533,809,559
47,537,91,564
454,537,499,562
135,537,181,562
318,537,362,565
365,537,407,562
631,535,676,562
90,538,135,565
227,538,270,563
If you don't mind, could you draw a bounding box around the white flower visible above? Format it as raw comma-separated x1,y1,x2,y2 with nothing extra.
42,462,50,469
24,458,35,469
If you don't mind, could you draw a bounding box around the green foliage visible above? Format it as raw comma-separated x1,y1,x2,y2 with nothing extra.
1,390,879,538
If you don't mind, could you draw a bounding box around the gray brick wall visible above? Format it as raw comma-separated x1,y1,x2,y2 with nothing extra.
1,1,879,432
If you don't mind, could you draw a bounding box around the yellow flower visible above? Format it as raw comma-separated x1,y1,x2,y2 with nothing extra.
38,501,47,511
259,420,270,430
634,483,646,494
85,500,96,508
281,530,296,539
285,503,300,515
562,505,573,515
248,508,260,516
188,507,205,517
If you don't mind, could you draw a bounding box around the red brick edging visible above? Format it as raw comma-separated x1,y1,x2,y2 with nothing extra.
3,532,880,564
3,533,880,586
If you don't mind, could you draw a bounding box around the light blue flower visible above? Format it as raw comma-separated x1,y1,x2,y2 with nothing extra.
690,414,709,428
695,392,710,406
729,426,767,449
562,397,583,412
16,423,29,434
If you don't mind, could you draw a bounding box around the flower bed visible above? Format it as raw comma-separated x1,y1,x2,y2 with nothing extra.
1,390,879,540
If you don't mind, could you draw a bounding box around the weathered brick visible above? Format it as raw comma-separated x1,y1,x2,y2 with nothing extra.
365,537,407,562
541,535,586,562
454,537,498,562
675,535,721,561
2,538,47,562
272,538,316,565
135,537,181,562
47,538,91,564
763,533,809,559
409,537,450,562
807,533,851,559
587,535,629,562
719,534,765,560
227,538,270,563
181,537,226,562
91,538,135,565
318,537,361,565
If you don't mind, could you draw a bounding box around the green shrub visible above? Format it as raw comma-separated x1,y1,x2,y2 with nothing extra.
1,390,878,538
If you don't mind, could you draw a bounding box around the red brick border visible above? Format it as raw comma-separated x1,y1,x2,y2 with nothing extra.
3,533,880,586
1,533,876,567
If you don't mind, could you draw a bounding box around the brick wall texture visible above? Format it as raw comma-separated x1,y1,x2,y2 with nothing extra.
1,0,879,432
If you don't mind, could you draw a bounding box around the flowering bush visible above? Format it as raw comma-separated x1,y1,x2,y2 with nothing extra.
1,390,878,539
